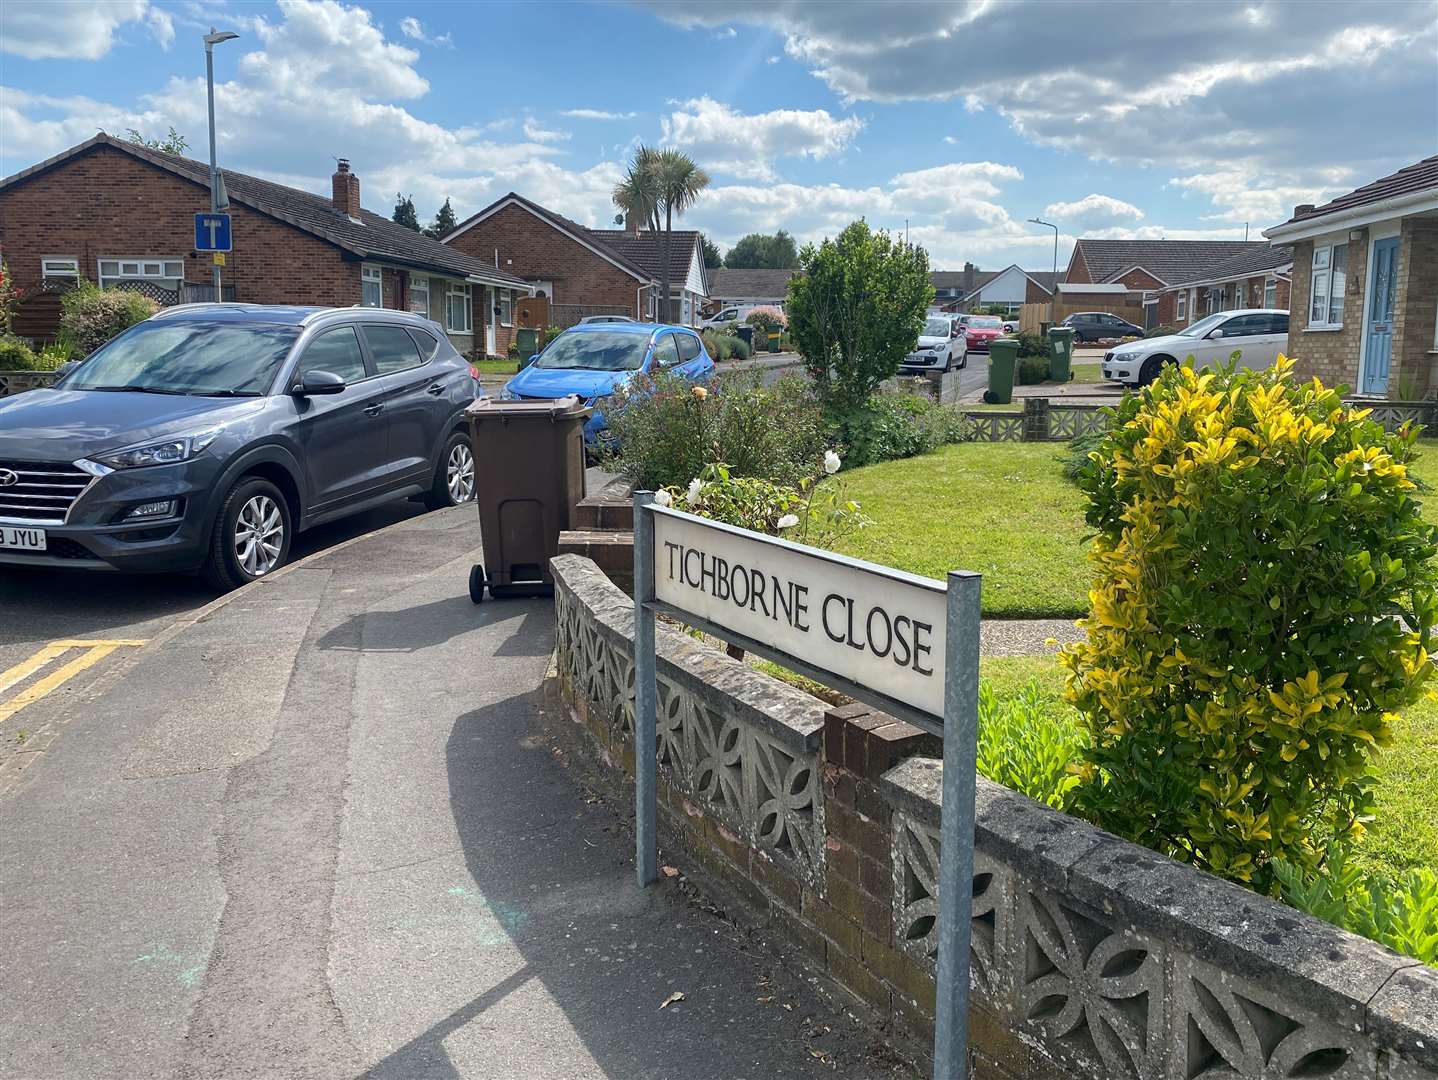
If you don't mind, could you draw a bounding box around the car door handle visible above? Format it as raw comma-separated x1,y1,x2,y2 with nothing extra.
364,403,383,417
426,383,444,395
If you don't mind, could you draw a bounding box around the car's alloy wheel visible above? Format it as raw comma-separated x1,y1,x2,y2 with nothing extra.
446,441,475,503
234,493,285,577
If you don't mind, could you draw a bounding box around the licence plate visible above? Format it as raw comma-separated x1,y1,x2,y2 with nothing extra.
0,526,46,551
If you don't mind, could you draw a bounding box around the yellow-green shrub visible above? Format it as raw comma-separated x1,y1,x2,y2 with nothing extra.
1061,357,1438,891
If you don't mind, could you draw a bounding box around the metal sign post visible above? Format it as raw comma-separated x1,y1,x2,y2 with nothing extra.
629,493,981,1078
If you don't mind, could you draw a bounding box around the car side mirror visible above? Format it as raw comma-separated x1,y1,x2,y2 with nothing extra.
293,369,347,396
1208,329,1225,339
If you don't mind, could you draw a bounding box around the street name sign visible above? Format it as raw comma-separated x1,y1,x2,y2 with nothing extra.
194,213,232,253
633,496,981,1080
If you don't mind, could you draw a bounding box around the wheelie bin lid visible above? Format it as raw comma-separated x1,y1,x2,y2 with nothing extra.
464,395,592,422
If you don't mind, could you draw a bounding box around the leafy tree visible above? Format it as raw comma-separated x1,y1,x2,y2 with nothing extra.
724,230,799,269
701,236,722,269
126,127,188,155
426,198,457,239
392,193,420,231
613,146,710,320
785,220,933,413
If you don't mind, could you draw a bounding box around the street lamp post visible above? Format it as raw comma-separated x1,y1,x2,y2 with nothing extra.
1028,217,1059,283
203,28,239,300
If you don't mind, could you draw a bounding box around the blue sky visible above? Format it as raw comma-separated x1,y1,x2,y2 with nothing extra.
3,0,1435,270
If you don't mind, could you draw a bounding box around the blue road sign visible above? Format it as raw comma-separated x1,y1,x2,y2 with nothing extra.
194,213,232,253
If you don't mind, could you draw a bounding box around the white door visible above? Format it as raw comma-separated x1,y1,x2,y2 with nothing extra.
1211,313,1274,370
484,287,496,355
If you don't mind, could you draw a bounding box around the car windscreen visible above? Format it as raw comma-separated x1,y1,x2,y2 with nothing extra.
923,318,950,336
62,321,300,396
534,331,649,371
1178,314,1228,338
969,317,1002,329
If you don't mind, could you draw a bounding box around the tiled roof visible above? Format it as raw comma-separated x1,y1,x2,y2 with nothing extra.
707,268,803,298
1166,245,1293,288
1278,155,1438,226
0,134,528,286
587,229,703,287
1072,239,1270,286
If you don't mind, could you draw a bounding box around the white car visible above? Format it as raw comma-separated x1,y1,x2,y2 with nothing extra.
699,303,781,329
901,314,968,373
1101,309,1290,387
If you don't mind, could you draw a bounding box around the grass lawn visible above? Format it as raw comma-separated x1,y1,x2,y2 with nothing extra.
834,442,1090,617
473,358,520,375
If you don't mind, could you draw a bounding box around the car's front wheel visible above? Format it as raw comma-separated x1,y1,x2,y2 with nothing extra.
425,431,476,510
202,477,293,591
1138,354,1175,386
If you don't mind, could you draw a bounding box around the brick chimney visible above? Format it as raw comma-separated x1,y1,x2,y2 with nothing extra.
1293,203,1315,219
963,260,976,292
625,210,641,236
332,158,361,218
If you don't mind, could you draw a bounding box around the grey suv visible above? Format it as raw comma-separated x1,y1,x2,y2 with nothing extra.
0,304,478,589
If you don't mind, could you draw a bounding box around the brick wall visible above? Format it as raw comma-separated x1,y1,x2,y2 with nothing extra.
446,203,645,318
0,144,360,306
1288,233,1368,393
1391,216,1438,398
1111,266,1164,291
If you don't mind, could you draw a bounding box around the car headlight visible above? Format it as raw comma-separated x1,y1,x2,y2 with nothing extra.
86,429,220,471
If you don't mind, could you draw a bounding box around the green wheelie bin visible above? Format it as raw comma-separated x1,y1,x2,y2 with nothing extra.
1048,327,1076,382
985,338,1019,404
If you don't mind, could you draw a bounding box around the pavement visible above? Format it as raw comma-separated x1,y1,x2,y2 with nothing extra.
0,505,895,1080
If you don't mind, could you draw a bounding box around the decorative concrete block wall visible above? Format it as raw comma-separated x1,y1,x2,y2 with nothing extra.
551,554,1438,1080
0,371,58,398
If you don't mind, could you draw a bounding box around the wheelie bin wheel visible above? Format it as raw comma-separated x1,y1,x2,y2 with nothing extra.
469,565,486,604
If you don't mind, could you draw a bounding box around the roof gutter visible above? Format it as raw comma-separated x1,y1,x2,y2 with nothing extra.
1162,264,1294,292
1263,188,1438,242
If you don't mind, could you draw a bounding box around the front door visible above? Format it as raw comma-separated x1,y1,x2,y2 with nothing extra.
484,287,497,356
1361,236,1400,396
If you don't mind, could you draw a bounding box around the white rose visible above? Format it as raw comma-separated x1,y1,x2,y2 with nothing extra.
653,489,673,507
776,514,800,529
823,450,841,475
686,478,704,507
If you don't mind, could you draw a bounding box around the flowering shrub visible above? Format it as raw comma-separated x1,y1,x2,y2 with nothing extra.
743,305,786,332
1062,358,1438,891
60,283,159,356
0,335,39,371
603,368,826,489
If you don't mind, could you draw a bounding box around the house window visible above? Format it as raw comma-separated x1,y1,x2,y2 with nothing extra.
498,289,513,327
97,258,183,290
1176,291,1186,320
361,265,383,308
1264,278,1277,308
1309,243,1347,327
41,256,79,280
408,274,430,317
446,282,472,333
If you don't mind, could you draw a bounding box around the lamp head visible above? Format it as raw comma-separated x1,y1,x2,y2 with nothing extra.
203,29,240,45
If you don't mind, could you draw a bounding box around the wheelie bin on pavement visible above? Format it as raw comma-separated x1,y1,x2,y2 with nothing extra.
1049,327,1076,382
984,338,1019,404
465,396,590,602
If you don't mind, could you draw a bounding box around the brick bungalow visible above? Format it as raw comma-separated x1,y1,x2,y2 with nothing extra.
1064,238,1274,329
442,192,708,326
0,133,530,356
705,268,802,312
1154,246,1293,330
1264,154,1438,399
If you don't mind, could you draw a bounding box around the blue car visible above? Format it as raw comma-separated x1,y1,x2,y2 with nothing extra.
501,322,714,446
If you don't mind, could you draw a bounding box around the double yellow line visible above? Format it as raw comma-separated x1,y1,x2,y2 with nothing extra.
0,639,147,725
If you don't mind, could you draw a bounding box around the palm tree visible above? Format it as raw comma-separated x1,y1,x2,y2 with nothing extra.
613,146,710,321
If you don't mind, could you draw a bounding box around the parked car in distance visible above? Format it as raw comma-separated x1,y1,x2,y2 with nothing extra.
0,305,480,590
579,314,635,324
901,314,968,373
699,303,781,329
1061,311,1145,343
962,315,1005,353
501,322,714,448
1100,309,1290,387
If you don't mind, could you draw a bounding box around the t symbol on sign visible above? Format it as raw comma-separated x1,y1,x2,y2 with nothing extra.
204,218,223,247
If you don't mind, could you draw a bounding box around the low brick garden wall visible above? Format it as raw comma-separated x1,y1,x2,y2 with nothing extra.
0,370,58,398
550,553,1438,1080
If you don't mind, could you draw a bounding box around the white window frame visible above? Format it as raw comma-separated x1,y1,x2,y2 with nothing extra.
446,281,473,334
1308,242,1347,329
97,257,184,290
407,273,430,317
1175,291,1186,320
498,288,513,328
41,256,79,279
361,264,384,309
1264,278,1277,308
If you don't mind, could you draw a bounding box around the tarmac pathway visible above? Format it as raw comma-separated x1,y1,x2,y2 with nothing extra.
0,507,889,1080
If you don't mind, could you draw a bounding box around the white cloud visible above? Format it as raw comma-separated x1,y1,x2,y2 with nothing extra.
660,96,863,180
560,108,637,121
522,118,570,143
1042,193,1145,229
1,0,173,60
766,54,780,64
397,15,451,47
